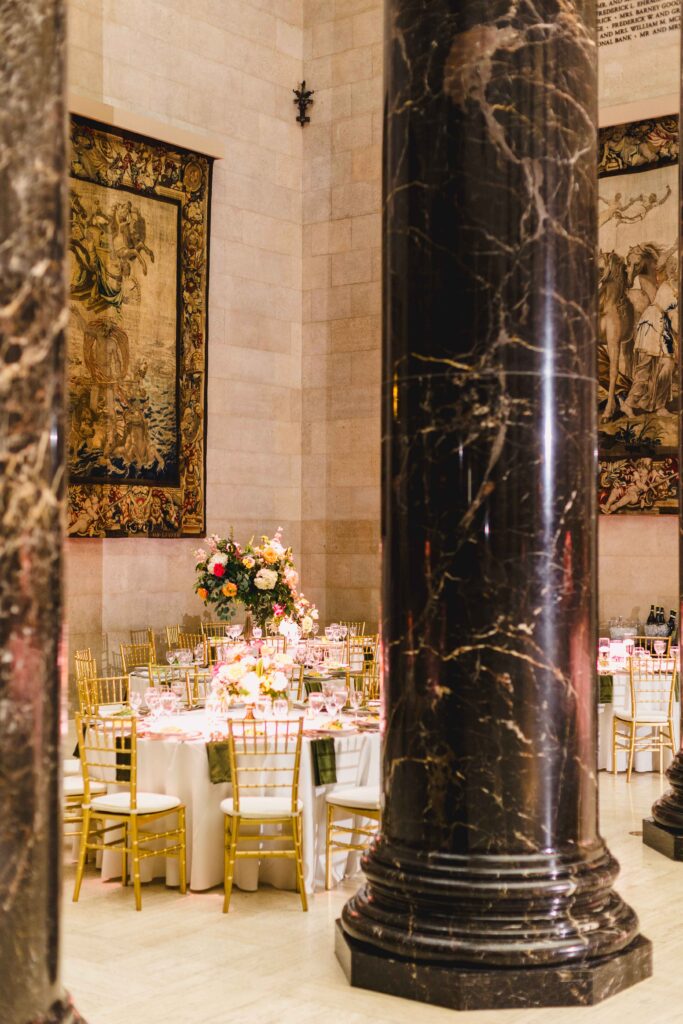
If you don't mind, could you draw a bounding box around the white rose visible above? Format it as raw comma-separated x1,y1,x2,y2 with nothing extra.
226,662,246,683
270,671,288,693
254,568,278,590
241,671,261,702
302,615,313,633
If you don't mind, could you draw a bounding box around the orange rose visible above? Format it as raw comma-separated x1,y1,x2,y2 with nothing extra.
262,546,278,564
197,587,208,601
221,581,237,597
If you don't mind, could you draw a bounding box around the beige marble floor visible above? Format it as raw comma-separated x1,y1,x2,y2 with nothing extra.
63,772,682,1024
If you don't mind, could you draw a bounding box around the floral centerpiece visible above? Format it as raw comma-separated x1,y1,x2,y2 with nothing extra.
210,643,294,710
193,528,317,634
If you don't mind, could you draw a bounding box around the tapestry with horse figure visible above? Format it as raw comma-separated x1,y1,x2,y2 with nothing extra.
598,114,679,514
67,117,212,537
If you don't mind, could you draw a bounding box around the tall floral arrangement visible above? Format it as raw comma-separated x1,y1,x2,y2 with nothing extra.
194,528,316,628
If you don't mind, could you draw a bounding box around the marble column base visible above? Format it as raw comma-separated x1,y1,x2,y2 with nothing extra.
642,817,683,860
30,996,87,1024
335,922,652,1011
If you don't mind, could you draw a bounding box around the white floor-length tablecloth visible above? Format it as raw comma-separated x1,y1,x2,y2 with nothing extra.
99,714,380,894
598,671,680,773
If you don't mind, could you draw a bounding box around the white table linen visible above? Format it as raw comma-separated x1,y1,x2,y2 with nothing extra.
99,712,380,894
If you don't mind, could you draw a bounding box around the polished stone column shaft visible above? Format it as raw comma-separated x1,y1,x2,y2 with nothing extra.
336,0,651,1010
643,30,683,860
0,2,82,1022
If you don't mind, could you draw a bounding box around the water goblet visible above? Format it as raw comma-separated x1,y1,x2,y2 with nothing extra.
333,687,348,718
324,626,334,641
129,691,142,716
166,650,179,665
349,688,363,722
322,680,336,700
273,698,288,718
171,679,186,709
145,688,160,719
252,626,263,640
308,692,324,719
654,640,666,657
253,696,271,720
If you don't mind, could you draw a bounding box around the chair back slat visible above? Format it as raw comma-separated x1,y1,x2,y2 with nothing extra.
120,642,153,674
176,632,207,664
79,675,130,714
74,648,97,681
228,719,303,813
201,621,229,638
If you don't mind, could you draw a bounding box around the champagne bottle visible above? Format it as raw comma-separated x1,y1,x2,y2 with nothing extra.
657,607,666,625
668,610,677,637
647,604,656,626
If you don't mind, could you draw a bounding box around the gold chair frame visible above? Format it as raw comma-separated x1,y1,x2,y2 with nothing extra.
339,620,366,636
78,674,130,714
201,621,229,638
177,632,207,665
632,635,672,657
612,655,678,781
325,797,380,890
74,648,97,682
72,713,187,911
130,627,157,661
223,718,307,913
120,641,154,674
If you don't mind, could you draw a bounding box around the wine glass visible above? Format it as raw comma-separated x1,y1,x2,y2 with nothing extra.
166,649,179,665
273,698,288,718
322,680,336,700
308,692,324,718
252,626,263,640
129,691,142,716
349,688,363,722
253,695,271,720
311,622,319,636
654,640,666,657
324,626,334,641
333,687,348,718
171,679,186,709
144,688,160,719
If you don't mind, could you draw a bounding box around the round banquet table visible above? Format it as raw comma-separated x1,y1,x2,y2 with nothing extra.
98,711,381,895
598,670,680,773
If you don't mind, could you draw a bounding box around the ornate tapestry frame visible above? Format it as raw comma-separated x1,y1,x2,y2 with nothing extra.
67,115,212,538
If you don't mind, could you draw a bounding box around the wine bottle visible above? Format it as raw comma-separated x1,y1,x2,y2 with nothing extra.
647,604,656,626
668,610,677,637
657,606,666,625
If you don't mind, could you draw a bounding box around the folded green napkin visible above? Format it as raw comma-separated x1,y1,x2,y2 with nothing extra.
305,680,323,695
598,674,613,704
311,737,336,785
206,741,231,784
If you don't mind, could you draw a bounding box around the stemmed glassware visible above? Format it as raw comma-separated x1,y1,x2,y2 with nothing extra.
273,698,288,718
308,692,324,719
348,687,363,722
654,640,667,657
129,691,142,716
144,688,160,720
331,687,348,720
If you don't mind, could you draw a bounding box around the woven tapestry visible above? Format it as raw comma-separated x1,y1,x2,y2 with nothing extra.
67,116,212,537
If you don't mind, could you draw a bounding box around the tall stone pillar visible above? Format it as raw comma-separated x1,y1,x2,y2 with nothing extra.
0,3,83,1022
335,0,652,1010
643,36,683,861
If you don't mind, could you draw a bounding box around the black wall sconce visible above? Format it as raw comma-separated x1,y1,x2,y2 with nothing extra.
293,81,314,127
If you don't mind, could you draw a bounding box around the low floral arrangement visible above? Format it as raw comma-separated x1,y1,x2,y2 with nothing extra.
193,528,318,632
210,643,295,709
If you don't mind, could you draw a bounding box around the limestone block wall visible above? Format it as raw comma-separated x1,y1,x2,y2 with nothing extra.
66,0,304,672
301,0,383,629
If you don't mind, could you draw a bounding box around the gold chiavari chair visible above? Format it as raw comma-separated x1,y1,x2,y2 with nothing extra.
74,647,97,682
612,655,678,781
347,660,380,702
187,668,213,707
632,635,672,657
263,636,287,654
80,674,130,714
177,631,207,665
148,664,193,704
221,718,307,913
201,621,229,638
130,627,157,661
325,785,380,889
72,713,187,911
120,641,153,674
340,620,366,637
166,625,181,648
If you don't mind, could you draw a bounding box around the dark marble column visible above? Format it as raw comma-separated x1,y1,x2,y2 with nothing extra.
0,3,83,1022
643,38,683,861
335,0,652,1010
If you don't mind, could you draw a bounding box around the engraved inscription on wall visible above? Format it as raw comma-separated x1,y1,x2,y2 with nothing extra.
599,0,680,47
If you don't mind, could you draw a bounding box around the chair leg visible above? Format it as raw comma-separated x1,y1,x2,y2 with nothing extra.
72,808,91,902
293,814,308,912
121,821,128,887
178,808,187,894
325,804,333,891
669,719,677,758
223,814,239,914
626,724,636,782
612,718,618,774
130,816,142,911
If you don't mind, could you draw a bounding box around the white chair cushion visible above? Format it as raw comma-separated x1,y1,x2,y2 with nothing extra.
64,776,106,797
614,712,670,724
220,796,302,818
90,791,181,815
63,758,81,776
326,785,380,810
